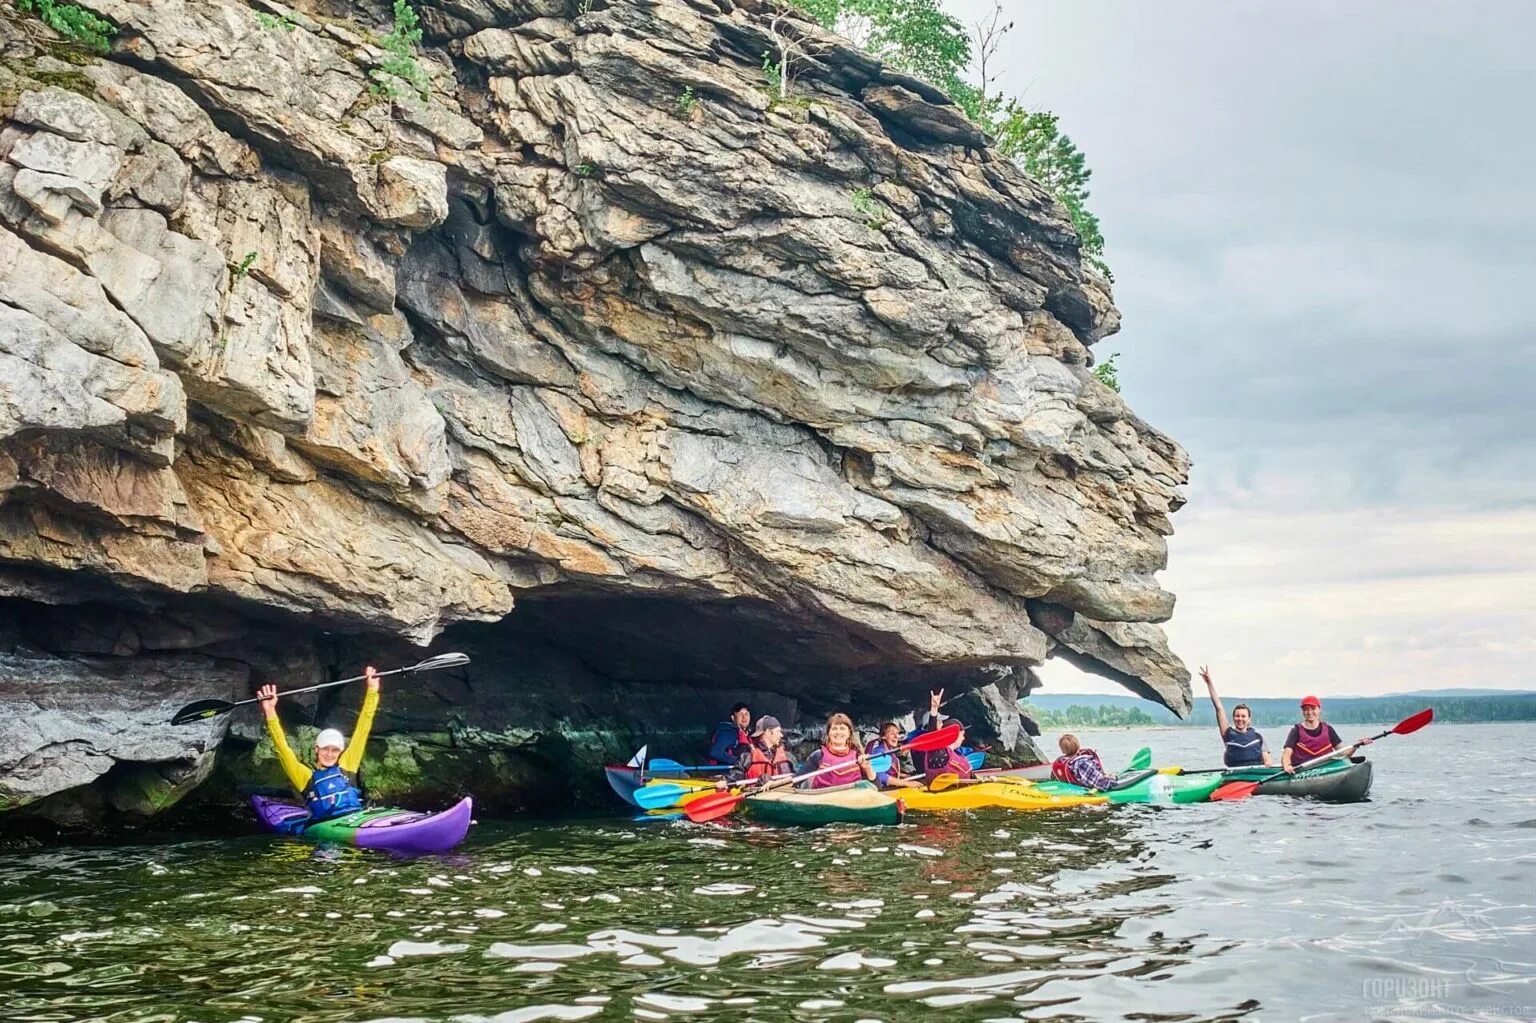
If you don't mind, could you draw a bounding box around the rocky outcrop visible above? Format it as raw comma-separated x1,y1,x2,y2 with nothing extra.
0,0,1188,827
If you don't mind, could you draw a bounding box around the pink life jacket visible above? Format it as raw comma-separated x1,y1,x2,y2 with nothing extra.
810,745,862,788
922,747,974,782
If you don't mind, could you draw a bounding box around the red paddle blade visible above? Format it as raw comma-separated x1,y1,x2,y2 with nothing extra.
683,791,743,823
904,724,962,753
1208,780,1260,802
1393,708,1434,735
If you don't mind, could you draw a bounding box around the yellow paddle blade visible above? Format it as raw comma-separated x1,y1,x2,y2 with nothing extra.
927,773,962,792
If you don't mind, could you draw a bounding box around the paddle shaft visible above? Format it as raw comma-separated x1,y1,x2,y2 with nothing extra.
227,663,437,712
1212,710,1431,801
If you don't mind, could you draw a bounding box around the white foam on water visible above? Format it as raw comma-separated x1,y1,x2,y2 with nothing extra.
400,889,434,896
992,829,1011,838
688,838,728,847
523,868,543,876
466,1007,601,1023
364,955,395,968
921,993,994,1007
692,883,754,896
275,886,323,895
915,909,936,919
992,851,1017,859
621,954,664,967
897,844,943,857
485,943,593,960
950,892,976,900
552,866,597,875
798,999,845,1009
635,993,711,1012
474,909,506,919
510,962,561,973
591,918,830,967
886,966,1040,995
387,941,468,958
59,931,111,942
530,923,566,934
573,996,610,1005
817,952,896,971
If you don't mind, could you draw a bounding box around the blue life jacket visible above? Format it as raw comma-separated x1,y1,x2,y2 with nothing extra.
1223,726,1265,767
303,764,363,821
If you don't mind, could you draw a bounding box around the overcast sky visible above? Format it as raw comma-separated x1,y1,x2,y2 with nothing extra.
939,1,1536,697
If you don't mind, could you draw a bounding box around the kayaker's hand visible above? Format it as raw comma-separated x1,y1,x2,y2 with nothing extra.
364,665,380,693
1199,665,1213,688
928,688,944,715
1283,763,1296,775
256,684,278,719
1356,737,1373,747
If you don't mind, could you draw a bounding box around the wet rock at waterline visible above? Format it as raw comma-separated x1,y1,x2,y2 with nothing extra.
0,0,1187,828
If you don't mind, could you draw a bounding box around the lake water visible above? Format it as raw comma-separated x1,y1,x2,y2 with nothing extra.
2,722,1534,1022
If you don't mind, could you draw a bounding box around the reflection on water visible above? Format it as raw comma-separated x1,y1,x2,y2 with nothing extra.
1,723,1534,1022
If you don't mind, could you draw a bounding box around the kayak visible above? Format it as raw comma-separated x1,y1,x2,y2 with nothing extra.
1030,768,1222,805
251,795,473,855
1220,757,1373,803
901,780,1107,813
746,782,903,826
979,764,1052,781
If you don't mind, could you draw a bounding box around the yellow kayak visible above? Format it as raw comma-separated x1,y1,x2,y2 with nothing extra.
901,780,1107,812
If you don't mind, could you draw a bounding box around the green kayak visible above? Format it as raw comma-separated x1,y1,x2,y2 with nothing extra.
1218,757,1373,803
1031,768,1223,805
746,782,904,826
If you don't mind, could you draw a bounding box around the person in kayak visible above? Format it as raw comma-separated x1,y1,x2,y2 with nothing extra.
1283,695,1371,773
1052,734,1116,791
918,690,975,783
798,713,877,788
723,715,795,784
256,666,379,827
865,721,924,790
1200,665,1273,767
707,702,752,765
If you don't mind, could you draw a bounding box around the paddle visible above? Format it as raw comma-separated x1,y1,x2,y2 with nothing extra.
1209,707,1433,802
633,783,696,810
647,758,734,775
682,724,961,823
965,751,986,771
170,653,472,725
1124,747,1153,772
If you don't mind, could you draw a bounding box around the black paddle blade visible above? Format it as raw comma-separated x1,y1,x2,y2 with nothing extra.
170,699,233,726
410,652,470,671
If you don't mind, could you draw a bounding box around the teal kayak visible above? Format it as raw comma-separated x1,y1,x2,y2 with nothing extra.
1219,757,1372,803
746,782,903,826
1031,768,1222,805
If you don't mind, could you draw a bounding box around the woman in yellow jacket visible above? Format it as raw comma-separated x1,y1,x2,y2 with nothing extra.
256,666,379,824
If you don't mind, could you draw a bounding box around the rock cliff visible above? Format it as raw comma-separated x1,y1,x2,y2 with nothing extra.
0,0,1189,828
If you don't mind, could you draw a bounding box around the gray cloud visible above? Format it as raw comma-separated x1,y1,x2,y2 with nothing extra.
943,0,1536,692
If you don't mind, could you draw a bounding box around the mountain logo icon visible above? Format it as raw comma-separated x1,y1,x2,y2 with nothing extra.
1380,901,1498,943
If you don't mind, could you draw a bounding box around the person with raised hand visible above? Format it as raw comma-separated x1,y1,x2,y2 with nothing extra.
1201,665,1272,767
257,665,380,828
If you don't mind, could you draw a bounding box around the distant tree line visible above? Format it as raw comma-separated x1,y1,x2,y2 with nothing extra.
1021,702,1159,729
1189,695,1536,727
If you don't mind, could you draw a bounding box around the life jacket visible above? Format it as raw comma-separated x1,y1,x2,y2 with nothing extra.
922,747,973,782
707,722,752,765
1291,722,1336,763
303,764,363,821
1051,748,1105,788
744,740,793,780
1223,726,1265,767
810,745,861,789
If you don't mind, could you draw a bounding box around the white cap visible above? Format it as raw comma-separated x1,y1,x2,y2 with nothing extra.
315,728,347,750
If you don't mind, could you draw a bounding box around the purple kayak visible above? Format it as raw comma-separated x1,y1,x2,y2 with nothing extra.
250,794,473,855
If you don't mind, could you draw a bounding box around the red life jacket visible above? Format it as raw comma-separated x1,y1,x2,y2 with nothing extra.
1051,749,1101,784
745,741,793,780
810,745,861,789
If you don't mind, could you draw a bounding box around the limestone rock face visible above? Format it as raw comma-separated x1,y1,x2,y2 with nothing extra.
0,0,1188,825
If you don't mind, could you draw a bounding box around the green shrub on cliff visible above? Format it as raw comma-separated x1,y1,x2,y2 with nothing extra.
14,0,113,53
787,0,1110,278
371,0,429,101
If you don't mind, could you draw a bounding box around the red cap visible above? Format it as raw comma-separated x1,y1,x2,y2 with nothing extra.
1299,695,1321,709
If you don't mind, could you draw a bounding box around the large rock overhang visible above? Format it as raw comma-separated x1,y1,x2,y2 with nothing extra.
0,0,1190,826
